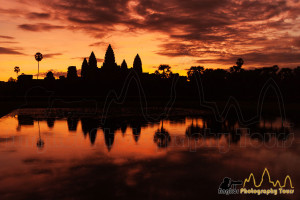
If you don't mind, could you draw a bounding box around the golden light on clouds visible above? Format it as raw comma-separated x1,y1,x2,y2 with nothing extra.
0,0,300,80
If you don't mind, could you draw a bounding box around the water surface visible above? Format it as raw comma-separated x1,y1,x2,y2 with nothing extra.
0,108,299,199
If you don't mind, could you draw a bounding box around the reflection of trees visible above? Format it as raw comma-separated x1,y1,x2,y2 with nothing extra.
36,120,44,150
185,119,204,139
185,118,223,140
154,120,171,148
248,122,291,142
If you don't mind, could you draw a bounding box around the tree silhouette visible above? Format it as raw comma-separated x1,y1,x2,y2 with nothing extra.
14,66,20,77
133,54,142,73
187,66,204,80
35,52,43,79
230,58,244,73
278,68,293,80
44,71,55,81
155,64,173,78
8,77,16,82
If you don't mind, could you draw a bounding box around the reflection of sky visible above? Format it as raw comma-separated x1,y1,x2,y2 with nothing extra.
0,110,299,199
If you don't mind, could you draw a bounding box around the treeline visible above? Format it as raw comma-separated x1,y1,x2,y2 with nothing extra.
1,58,300,104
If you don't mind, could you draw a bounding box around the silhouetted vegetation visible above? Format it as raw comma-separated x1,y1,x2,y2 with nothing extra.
0,45,299,117
14,66,20,77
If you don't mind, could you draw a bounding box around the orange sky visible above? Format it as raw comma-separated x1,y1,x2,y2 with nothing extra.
0,0,300,81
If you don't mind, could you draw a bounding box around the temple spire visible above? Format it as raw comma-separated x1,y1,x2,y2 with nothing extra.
102,44,118,70
104,44,115,65
88,51,97,68
121,59,128,70
133,54,142,73
81,58,88,78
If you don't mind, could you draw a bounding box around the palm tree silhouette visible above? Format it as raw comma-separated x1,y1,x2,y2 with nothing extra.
14,66,20,77
35,52,43,79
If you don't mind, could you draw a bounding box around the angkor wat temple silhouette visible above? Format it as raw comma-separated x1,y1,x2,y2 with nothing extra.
3,43,299,116
17,44,154,83
80,44,143,81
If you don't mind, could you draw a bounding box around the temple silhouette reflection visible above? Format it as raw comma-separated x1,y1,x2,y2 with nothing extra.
15,113,293,151
46,118,55,128
67,117,79,132
81,118,98,145
18,115,34,126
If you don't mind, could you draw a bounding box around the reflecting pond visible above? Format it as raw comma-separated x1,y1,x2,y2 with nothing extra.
0,108,299,199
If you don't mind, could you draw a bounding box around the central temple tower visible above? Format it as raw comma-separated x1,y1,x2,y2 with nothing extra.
102,44,118,71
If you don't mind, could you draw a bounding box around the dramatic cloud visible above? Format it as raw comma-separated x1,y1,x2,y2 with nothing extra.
27,12,51,19
0,0,300,79
40,69,82,78
89,42,106,47
43,53,63,58
293,37,300,48
0,47,23,55
0,35,14,39
18,23,65,31
0,41,18,44
73,56,104,63
26,0,298,67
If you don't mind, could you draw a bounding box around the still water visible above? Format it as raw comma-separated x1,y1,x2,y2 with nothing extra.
0,108,299,199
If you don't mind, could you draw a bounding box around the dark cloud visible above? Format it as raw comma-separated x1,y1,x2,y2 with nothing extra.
40,69,82,78
72,56,104,63
72,56,86,60
0,41,18,44
156,42,230,58
156,43,195,57
89,42,106,47
0,35,14,39
197,51,300,67
18,23,64,31
43,53,63,58
40,70,67,78
2,0,299,67
0,47,23,55
37,0,298,60
97,58,104,63
293,37,300,48
27,12,51,19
